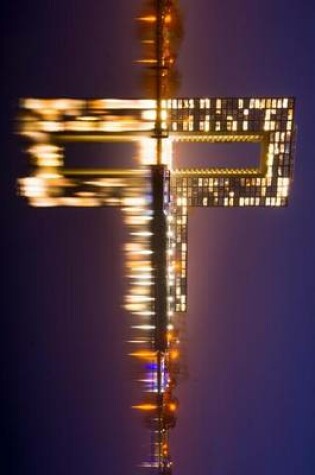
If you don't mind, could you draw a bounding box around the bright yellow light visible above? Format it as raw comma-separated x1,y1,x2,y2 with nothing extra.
170,349,179,360
131,325,155,330
142,109,156,121
137,15,156,22
132,404,157,411
165,14,172,24
129,350,156,359
136,59,157,64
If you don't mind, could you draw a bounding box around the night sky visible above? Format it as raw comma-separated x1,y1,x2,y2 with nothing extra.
1,1,315,474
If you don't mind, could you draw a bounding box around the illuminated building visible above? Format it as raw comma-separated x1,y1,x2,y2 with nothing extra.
18,95,296,315
17,94,296,471
17,1,296,474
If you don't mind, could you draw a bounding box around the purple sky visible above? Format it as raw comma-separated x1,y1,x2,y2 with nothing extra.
1,1,315,474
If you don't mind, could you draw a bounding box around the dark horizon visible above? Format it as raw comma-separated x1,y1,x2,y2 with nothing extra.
1,1,315,474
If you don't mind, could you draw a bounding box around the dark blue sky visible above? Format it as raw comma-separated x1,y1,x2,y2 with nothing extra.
1,1,315,474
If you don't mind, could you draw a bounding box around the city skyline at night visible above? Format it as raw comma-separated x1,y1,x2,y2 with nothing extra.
2,1,314,474
17,92,296,472
17,1,296,471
